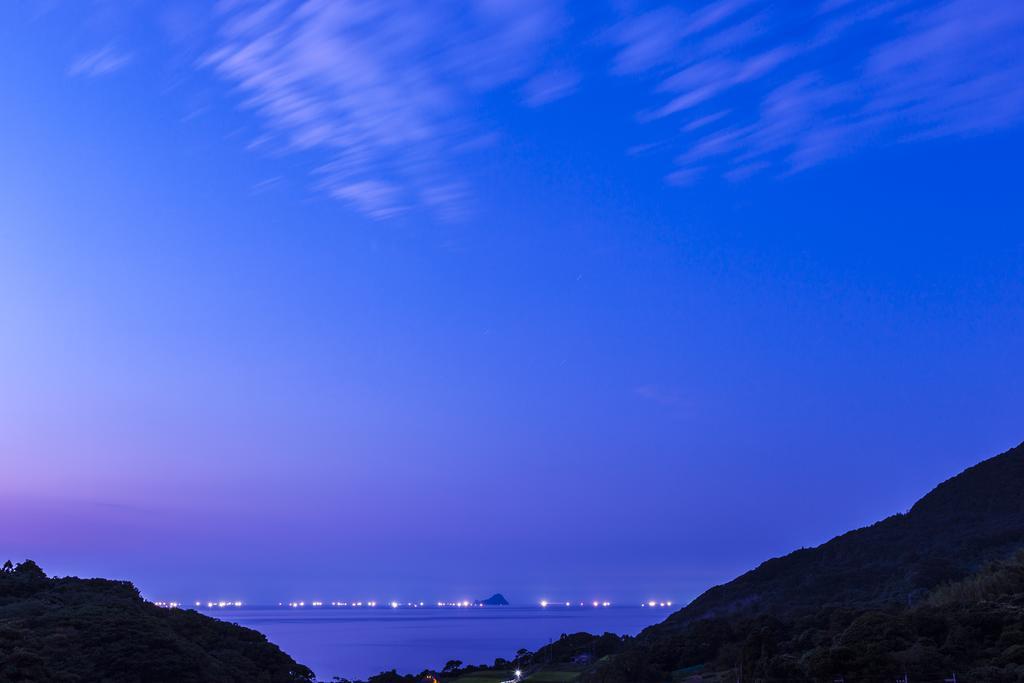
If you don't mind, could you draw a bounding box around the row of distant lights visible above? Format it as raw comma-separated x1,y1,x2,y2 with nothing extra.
197,601,243,608
537,600,672,608
155,598,672,609
284,600,485,608
539,600,612,608
152,601,243,609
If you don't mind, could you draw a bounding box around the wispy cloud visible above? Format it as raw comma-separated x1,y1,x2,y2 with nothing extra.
200,0,566,219
608,0,1024,183
56,0,1024,214
68,44,132,78
634,384,693,418
522,68,580,107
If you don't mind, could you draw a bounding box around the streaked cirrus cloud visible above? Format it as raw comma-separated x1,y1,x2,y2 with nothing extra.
201,0,573,219
609,0,1024,185
58,0,1024,217
68,44,133,78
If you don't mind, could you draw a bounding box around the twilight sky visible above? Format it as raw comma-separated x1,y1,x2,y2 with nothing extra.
1,0,1022,605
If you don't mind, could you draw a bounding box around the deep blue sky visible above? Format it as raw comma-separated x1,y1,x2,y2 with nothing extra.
1,1,1022,605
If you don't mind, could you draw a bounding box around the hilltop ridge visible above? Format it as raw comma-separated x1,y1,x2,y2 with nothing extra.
0,561,314,683
647,441,1024,636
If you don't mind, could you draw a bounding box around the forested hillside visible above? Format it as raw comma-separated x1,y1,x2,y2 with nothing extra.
0,560,314,683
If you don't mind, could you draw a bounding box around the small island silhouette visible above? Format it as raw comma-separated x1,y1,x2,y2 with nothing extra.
474,593,509,606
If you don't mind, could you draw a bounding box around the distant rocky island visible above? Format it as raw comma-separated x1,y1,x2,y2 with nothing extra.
474,593,509,606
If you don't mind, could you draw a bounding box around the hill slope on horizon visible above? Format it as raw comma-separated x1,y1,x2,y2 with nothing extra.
647,440,1024,638
575,440,1024,682
0,561,314,683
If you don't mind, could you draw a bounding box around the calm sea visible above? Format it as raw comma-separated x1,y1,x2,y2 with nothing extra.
207,605,670,681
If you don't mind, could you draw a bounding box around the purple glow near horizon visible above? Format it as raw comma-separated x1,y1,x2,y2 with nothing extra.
1,1,1022,603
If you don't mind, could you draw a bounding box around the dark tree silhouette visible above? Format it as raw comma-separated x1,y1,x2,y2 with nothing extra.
0,561,314,682
13,559,45,579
